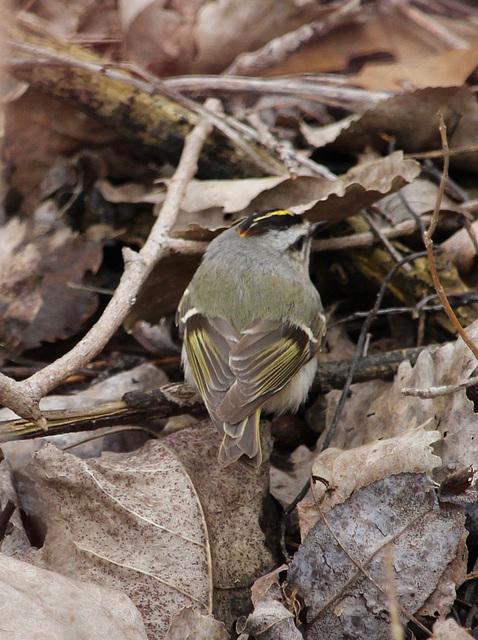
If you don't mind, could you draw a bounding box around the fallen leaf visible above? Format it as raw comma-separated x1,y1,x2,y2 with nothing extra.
288,473,467,640
0,217,102,363
352,319,478,480
236,582,302,640
163,420,281,628
431,617,473,639
442,219,478,278
303,427,441,532
0,553,148,640
0,457,31,557
28,441,212,639
351,45,478,91
165,606,229,640
329,86,478,172
417,523,468,622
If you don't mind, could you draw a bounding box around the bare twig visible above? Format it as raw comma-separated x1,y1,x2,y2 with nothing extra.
5,37,283,177
362,209,412,272
165,75,391,111
0,102,216,424
384,547,405,640
422,116,478,362
225,0,362,76
397,3,469,49
166,217,432,257
406,144,478,160
402,375,478,398
320,251,429,451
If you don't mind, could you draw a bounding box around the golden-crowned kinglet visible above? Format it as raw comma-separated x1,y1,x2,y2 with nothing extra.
177,209,326,466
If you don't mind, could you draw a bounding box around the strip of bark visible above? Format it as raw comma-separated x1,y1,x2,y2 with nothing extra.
5,18,284,179
0,345,440,441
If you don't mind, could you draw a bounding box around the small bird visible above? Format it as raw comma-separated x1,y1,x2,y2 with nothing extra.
177,209,326,466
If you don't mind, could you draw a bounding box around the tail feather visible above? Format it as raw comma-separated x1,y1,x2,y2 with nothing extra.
218,410,262,467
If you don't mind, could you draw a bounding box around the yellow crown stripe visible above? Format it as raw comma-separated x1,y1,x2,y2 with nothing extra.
252,209,294,224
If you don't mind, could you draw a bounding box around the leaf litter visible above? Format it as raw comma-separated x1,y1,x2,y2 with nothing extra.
3,0,478,638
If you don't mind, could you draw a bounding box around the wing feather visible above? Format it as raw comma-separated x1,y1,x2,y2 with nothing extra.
182,312,237,414
217,321,318,424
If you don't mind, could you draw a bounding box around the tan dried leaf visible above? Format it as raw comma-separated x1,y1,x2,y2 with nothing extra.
0,553,148,640
165,607,229,640
163,421,280,628
236,582,301,640
354,319,478,479
431,618,473,639
28,441,212,639
0,218,102,363
169,153,419,239
330,86,478,172
442,219,478,277
352,45,478,92
312,427,441,511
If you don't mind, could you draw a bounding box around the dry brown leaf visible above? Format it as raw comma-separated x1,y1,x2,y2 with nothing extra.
297,426,441,539
22,1,120,39
322,380,391,451
431,618,473,639
270,5,478,77
236,582,302,640
166,153,419,238
0,458,31,556
306,426,441,525
119,0,336,75
329,86,478,172
165,607,229,640
351,45,478,91
417,524,468,623
0,217,102,363
28,441,212,640
4,91,122,211
376,178,463,223
163,421,280,627
0,553,148,640
300,152,421,222
442,219,478,278
344,319,478,481
288,473,467,640
119,0,204,75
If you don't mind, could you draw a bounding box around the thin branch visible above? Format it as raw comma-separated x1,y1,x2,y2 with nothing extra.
422,116,478,362
402,375,478,398
5,38,283,177
0,101,216,424
168,217,432,257
405,144,478,160
397,3,469,49
320,251,429,451
224,0,362,76
362,208,412,272
165,74,391,110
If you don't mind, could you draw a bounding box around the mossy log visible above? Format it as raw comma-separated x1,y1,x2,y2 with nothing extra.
6,19,286,179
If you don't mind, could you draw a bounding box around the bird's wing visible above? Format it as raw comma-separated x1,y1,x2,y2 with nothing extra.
179,299,238,414
218,319,320,425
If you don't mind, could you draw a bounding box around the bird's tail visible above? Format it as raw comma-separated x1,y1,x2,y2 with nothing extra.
218,410,262,467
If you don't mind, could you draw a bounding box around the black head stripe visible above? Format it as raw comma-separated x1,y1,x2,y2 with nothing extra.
238,209,303,237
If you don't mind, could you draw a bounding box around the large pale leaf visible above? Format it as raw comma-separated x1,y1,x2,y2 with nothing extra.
28,441,212,639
